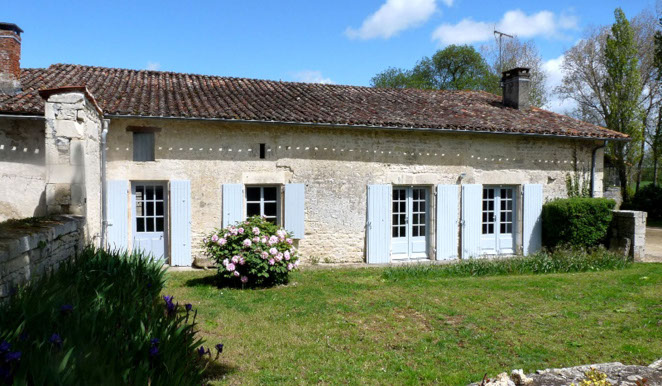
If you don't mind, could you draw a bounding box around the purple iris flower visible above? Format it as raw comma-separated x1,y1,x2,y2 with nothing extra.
149,345,159,357
197,346,206,357
4,351,20,362
163,295,173,303
0,341,9,353
60,304,73,314
185,303,192,312
215,343,223,354
150,338,159,346
49,333,62,348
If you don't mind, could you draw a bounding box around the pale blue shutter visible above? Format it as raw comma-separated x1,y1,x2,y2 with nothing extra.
461,184,482,259
222,184,244,227
106,180,129,251
366,184,391,264
436,185,459,260
284,184,305,239
522,184,543,256
170,180,191,266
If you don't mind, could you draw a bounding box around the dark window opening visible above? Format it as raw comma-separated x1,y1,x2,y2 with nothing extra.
259,143,266,159
133,132,155,161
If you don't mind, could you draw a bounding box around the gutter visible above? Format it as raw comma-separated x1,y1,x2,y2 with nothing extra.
0,114,45,120
100,119,109,248
104,114,630,143
590,141,608,197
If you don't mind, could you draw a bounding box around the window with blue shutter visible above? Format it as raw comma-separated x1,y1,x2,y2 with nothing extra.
170,180,191,266
366,184,391,264
284,184,305,239
436,184,459,260
522,184,543,256
222,184,244,227
461,184,482,259
106,180,129,251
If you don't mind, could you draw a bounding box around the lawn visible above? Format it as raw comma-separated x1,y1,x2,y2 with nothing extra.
165,264,662,385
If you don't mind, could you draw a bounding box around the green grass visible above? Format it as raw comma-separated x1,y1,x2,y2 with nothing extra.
164,264,662,385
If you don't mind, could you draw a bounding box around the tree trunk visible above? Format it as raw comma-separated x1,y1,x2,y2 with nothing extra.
654,156,659,187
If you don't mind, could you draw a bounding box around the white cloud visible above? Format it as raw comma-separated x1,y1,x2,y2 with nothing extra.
432,9,579,45
291,70,334,85
542,54,577,113
146,61,161,71
345,0,438,40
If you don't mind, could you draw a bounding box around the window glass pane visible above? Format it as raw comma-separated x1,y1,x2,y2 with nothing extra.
146,186,154,200
393,202,398,212
392,214,399,225
137,218,145,232
264,202,277,217
419,201,425,212
392,227,398,238
146,201,154,216
419,190,425,199
247,203,261,217
246,187,261,202
263,187,277,201
400,202,406,212
413,202,419,212
156,201,164,216
419,225,425,235
400,214,406,225
400,226,406,236
413,189,419,200
155,187,164,200
156,217,164,232
136,201,143,216
266,217,277,225
146,218,155,232
413,227,419,237
413,214,419,224
419,214,425,225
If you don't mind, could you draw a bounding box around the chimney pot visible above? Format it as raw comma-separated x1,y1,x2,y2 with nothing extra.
0,22,23,95
501,67,530,110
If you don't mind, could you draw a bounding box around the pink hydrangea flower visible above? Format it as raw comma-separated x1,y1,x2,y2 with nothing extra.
284,251,290,260
287,263,294,271
233,271,240,277
226,263,236,271
268,259,275,265
231,255,239,264
239,257,245,265
286,238,293,245
243,239,252,247
276,230,286,239
260,236,268,243
222,258,229,266
269,247,278,256
252,227,260,235
238,227,244,234
268,235,279,245
217,238,227,246
261,251,269,259
252,237,259,243
241,276,248,283
211,234,219,242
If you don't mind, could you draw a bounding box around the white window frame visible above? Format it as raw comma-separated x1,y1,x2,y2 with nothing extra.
245,185,281,225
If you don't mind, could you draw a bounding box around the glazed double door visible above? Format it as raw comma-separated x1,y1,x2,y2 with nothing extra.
391,187,429,259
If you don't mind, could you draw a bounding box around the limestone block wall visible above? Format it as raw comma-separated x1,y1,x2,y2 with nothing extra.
0,118,46,221
610,210,647,261
106,118,604,263
43,91,103,245
0,215,84,299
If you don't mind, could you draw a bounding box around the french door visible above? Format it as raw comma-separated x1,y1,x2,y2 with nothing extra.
391,187,429,259
480,186,516,255
132,182,167,261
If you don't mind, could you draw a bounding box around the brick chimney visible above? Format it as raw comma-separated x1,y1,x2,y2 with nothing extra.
0,22,23,95
501,67,530,110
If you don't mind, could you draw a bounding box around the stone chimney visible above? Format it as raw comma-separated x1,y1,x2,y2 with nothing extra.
0,22,23,95
501,67,530,110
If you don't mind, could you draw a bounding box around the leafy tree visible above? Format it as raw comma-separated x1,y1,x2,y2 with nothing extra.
603,8,644,200
371,45,499,93
651,17,662,185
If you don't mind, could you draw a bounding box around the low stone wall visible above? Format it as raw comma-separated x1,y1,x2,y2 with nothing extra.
609,210,647,261
0,215,84,298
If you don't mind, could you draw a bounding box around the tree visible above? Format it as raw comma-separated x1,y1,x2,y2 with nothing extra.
651,17,662,186
482,38,548,107
371,45,499,93
603,8,644,199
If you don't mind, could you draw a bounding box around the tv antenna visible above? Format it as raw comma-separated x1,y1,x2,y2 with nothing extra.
494,29,514,74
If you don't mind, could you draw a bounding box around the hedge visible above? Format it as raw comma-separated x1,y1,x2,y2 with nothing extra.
542,197,616,249
623,184,662,220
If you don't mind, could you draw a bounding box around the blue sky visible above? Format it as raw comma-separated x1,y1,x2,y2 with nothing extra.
4,0,656,110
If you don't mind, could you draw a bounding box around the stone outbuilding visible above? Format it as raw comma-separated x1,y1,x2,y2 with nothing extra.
0,23,629,265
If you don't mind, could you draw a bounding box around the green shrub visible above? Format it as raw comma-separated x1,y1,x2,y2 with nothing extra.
0,248,215,385
382,247,630,281
203,216,300,287
542,197,616,249
623,184,662,220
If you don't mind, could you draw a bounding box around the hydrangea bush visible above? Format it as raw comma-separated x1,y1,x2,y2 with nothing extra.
203,216,300,287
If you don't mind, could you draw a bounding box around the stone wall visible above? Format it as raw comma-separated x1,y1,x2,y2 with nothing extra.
106,118,604,263
610,210,647,261
0,215,84,299
0,117,46,222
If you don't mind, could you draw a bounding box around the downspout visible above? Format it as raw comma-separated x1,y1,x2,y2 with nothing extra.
590,141,607,198
100,119,109,248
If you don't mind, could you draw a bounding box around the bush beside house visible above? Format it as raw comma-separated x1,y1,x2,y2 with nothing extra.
0,249,212,385
623,184,662,221
542,198,616,249
203,216,300,287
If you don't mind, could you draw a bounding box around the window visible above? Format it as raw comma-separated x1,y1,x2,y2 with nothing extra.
246,186,280,224
259,143,266,159
133,132,155,161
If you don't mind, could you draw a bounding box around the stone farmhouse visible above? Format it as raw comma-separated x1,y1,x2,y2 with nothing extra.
0,23,628,265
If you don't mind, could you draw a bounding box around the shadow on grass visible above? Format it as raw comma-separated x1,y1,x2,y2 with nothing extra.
184,275,289,290
203,360,237,381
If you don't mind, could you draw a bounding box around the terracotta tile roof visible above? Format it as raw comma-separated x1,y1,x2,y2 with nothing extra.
0,63,627,140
